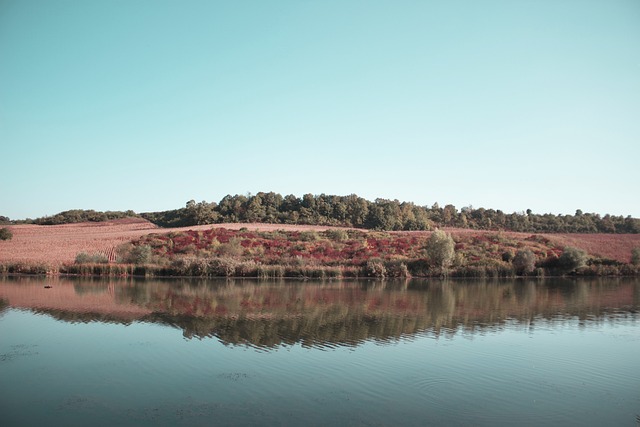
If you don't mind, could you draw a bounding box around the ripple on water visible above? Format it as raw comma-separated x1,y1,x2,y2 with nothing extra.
0,344,39,362
402,371,589,426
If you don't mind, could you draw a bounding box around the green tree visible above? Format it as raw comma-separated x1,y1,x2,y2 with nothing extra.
426,229,455,271
186,200,219,225
245,195,266,222
344,194,369,227
631,247,640,266
512,249,536,275
130,245,152,265
558,246,588,273
0,227,12,241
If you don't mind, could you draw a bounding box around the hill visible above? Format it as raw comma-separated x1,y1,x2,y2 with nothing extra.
1,218,638,277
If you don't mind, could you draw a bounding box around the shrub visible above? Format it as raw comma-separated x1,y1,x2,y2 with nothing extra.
512,249,536,275
384,260,411,278
130,245,153,265
426,229,455,271
364,259,386,278
75,252,109,264
218,238,244,257
631,247,640,266
325,229,349,241
0,227,12,241
299,231,320,242
501,250,514,262
407,259,430,276
558,246,588,273
209,258,239,276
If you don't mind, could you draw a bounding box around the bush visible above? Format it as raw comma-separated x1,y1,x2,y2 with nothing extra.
426,229,455,271
364,259,386,278
501,250,514,263
299,231,320,241
325,229,349,241
512,249,536,275
558,246,588,273
75,252,109,264
631,247,640,266
383,260,411,278
0,227,12,241
130,245,153,265
217,238,244,257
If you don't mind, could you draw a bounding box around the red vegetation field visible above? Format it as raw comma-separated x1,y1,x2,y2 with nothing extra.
1,218,639,267
0,218,356,266
441,229,638,263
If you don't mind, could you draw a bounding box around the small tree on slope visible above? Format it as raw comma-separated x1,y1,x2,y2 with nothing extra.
426,229,455,273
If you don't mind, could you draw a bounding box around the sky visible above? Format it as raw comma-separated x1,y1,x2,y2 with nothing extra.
1,0,639,220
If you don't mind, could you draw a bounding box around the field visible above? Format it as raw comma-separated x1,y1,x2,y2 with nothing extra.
1,218,639,274
1,218,639,268
0,218,356,266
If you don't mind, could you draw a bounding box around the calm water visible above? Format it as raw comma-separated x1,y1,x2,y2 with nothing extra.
0,277,638,426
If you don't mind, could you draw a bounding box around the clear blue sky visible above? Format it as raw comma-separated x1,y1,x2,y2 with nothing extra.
1,0,639,220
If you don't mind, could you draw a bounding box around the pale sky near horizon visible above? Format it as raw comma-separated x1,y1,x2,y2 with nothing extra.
1,0,639,220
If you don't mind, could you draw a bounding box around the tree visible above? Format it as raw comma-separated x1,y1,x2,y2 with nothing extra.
344,194,369,227
129,245,152,265
185,200,219,225
631,247,640,266
442,204,457,226
558,246,588,273
426,229,455,271
0,227,12,241
512,249,536,275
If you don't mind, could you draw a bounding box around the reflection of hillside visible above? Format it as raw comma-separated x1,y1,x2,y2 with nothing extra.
120,279,639,347
0,276,151,321
1,277,638,349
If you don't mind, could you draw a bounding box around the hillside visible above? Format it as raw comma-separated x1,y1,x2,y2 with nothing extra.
0,218,352,266
1,218,639,277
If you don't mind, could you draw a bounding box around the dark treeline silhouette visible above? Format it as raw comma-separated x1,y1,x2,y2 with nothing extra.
8,192,639,233
141,192,640,234
11,209,137,225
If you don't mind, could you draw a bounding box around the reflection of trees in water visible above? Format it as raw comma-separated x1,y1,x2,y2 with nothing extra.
116,278,639,348
31,309,137,325
3,276,637,348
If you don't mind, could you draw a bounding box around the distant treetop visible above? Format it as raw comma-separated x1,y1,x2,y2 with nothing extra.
15,193,640,234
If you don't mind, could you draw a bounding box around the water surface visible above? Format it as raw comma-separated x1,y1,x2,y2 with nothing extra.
1,277,638,426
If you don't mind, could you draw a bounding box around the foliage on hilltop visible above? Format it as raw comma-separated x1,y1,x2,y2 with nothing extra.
12,192,640,234
140,193,640,234
15,209,138,225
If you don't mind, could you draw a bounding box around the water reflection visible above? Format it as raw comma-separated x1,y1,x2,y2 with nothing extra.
1,276,638,349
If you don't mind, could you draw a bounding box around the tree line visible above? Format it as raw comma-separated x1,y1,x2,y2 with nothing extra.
5,210,136,225
140,192,640,234
4,192,639,233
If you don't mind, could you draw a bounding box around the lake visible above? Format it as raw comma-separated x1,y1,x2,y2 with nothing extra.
1,276,638,426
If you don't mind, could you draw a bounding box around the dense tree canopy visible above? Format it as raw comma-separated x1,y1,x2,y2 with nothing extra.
141,192,639,233
18,209,138,225
14,192,640,234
